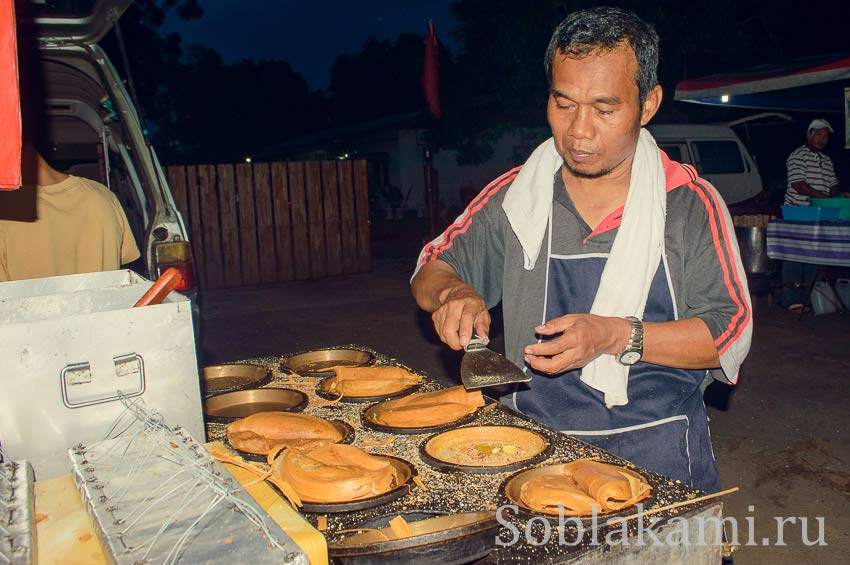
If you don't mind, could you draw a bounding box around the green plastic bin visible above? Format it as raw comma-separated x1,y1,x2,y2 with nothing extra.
809,197,850,220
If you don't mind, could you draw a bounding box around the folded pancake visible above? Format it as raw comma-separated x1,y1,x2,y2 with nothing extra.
272,443,397,502
565,460,651,511
226,412,343,454
519,460,651,515
322,366,421,397
520,475,599,515
368,386,485,428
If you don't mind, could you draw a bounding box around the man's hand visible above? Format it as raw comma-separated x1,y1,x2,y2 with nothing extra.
524,314,628,374
523,315,720,373
411,259,491,350
432,285,490,350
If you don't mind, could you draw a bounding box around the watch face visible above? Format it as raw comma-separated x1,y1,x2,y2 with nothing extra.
619,351,642,365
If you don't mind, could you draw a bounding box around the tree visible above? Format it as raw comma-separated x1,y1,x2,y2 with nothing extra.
328,33,434,126
100,0,328,163
159,50,328,162
100,0,202,134
447,0,849,126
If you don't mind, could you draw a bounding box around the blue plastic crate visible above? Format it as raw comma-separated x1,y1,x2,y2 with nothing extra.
781,205,841,221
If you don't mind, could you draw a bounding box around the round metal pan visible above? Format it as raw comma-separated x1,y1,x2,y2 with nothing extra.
500,462,656,524
361,404,482,435
327,510,499,565
226,419,355,463
280,348,374,377
316,377,421,404
200,364,272,395
204,388,308,423
297,456,416,514
419,426,554,474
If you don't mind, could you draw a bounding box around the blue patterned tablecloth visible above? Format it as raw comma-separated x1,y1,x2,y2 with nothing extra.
766,220,850,266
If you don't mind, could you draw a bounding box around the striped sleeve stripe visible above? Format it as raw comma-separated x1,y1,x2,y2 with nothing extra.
686,180,751,354
421,167,521,264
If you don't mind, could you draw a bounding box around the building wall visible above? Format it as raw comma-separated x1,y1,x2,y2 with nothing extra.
432,128,548,218
396,129,427,216
282,126,549,221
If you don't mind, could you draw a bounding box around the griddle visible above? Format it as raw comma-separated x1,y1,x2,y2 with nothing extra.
419,425,555,475
281,348,374,377
206,347,723,563
204,387,308,422
201,363,272,395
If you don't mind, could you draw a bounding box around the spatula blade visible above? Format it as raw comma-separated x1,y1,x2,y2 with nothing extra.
460,337,531,390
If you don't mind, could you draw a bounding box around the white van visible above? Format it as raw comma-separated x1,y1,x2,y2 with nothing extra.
16,0,198,298
648,122,764,205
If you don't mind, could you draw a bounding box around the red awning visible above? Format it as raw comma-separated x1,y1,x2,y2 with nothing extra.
0,0,21,190
674,53,850,114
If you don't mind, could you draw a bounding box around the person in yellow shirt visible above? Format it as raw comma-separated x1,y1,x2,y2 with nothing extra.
0,145,140,281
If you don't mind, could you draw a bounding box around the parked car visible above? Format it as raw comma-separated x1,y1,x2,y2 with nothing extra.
16,0,198,301
648,121,765,205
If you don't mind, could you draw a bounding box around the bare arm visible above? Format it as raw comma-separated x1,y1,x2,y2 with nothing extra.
524,314,719,374
791,181,829,198
411,259,490,350
411,259,466,312
827,183,850,197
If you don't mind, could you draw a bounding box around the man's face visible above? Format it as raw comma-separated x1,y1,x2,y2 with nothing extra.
547,44,661,179
807,128,830,151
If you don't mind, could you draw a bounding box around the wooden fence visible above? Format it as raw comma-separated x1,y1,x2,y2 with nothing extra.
166,160,371,289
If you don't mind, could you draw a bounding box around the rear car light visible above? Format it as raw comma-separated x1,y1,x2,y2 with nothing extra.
154,241,197,292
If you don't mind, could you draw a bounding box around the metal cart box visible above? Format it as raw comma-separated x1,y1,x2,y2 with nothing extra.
0,270,203,480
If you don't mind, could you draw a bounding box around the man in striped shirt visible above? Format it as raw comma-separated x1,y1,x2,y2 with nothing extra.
781,119,846,310
783,119,840,206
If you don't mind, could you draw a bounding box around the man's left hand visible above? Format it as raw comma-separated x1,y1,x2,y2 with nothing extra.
524,314,628,374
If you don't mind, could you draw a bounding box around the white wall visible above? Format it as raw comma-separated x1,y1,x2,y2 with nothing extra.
290,126,550,220
396,127,550,218
396,129,427,215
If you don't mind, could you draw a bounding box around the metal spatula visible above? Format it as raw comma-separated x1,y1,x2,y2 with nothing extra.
460,336,531,390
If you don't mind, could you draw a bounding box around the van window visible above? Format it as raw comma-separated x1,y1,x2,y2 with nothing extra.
691,140,745,174
659,145,682,162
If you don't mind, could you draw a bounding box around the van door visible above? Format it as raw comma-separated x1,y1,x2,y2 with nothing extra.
688,139,762,204
15,0,133,45
18,0,198,295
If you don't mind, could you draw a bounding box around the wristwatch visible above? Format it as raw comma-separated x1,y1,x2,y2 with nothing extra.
617,316,644,366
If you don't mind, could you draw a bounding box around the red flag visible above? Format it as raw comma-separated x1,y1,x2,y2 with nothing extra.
0,0,22,190
422,20,441,119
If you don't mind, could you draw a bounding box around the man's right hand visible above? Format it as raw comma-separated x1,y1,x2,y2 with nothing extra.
432,285,491,350
411,259,490,350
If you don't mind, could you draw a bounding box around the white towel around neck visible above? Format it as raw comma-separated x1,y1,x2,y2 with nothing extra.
502,128,667,407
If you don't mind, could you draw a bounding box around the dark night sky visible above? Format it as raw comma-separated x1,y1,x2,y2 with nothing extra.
162,0,456,92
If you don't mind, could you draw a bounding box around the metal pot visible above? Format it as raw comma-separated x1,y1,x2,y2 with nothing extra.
735,226,768,274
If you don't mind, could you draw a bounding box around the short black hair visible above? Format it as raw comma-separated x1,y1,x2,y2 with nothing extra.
544,6,659,107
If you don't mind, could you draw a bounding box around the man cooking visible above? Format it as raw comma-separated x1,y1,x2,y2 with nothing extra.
781,118,848,312
411,7,752,494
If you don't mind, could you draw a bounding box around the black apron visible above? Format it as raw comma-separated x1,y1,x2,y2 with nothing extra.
513,220,721,493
